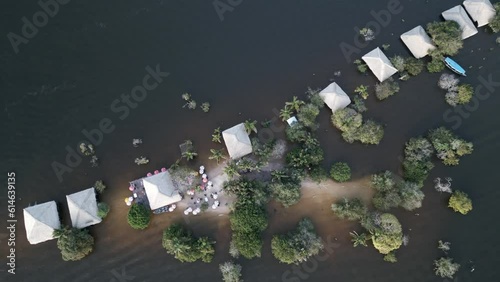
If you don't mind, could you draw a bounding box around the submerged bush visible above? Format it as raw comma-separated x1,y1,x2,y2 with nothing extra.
434,257,460,278
331,108,363,132
232,231,263,259
390,55,406,72
404,57,424,76
332,198,367,221
448,190,472,215
371,213,403,254
489,3,500,33
94,180,106,194
219,261,243,282
375,78,400,100
297,104,320,130
330,162,351,182
97,202,110,219
403,137,434,184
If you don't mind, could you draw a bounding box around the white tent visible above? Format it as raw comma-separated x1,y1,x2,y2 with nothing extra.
143,171,182,210
319,82,351,113
442,5,478,39
222,123,253,159
362,47,398,82
66,188,102,228
23,201,60,244
463,0,496,27
400,26,436,58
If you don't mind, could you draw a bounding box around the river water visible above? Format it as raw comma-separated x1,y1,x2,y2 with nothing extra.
1,0,499,281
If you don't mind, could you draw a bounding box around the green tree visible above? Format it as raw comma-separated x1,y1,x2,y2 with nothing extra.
404,57,424,76
209,148,226,164
488,3,500,33
229,202,268,233
269,176,301,208
371,213,403,254
232,230,262,259
162,223,215,263
426,21,463,56
271,218,324,264
448,190,472,215
244,120,258,134
331,108,362,132
428,127,473,166
201,102,210,112
350,231,368,247
297,104,320,129
54,226,94,261
330,162,351,182
127,203,151,230
398,181,425,211
434,257,460,278
331,198,367,221
97,202,110,219
286,96,305,112
356,120,384,145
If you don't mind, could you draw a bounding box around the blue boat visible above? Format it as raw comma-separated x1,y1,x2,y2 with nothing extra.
444,57,466,76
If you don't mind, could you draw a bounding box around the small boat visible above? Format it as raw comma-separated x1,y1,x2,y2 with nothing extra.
444,57,466,76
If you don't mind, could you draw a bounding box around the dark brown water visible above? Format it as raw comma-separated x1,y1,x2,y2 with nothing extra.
1,0,499,281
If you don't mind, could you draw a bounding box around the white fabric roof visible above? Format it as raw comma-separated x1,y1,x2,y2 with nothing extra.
463,0,496,27
222,123,253,159
362,47,398,82
319,82,351,113
143,171,182,210
67,188,102,228
400,25,436,58
442,5,478,39
23,201,60,244
287,116,298,126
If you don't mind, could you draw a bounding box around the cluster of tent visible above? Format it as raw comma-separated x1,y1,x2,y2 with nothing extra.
361,0,496,82
23,188,101,245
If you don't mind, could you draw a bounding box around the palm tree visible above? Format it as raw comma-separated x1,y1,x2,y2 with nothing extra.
350,231,368,247
209,148,226,164
286,96,305,112
354,85,369,99
279,106,293,121
244,120,258,134
224,162,240,178
271,170,289,182
212,127,222,143
182,149,198,161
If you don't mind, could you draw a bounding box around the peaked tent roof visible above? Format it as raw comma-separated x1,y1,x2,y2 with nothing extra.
66,188,102,228
319,82,351,113
400,25,436,58
361,47,398,82
23,201,60,244
222,123,253,159
442,5,478,39
463,0,496,27
143,171,182,210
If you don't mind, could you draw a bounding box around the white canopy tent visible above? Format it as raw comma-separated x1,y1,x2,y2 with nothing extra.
319,82,351,113
463,0,496,27
442,5,478,39
362,47,398,82
400,25,436,58
143,171,182,210
66,188,102,228
23,201,60,244
222,123,253,159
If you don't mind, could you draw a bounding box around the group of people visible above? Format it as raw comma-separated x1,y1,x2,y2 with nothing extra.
183,165,221,215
